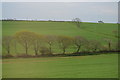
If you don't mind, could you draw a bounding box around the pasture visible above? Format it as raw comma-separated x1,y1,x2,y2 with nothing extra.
2,21,118,78
2,21,118,55
2,54,118,78
2,21,118,39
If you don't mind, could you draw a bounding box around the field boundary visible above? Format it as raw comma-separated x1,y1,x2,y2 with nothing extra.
2,51,119,59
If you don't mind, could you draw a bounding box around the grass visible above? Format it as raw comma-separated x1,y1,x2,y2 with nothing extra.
2,54,118,78
2,21,118,78
2,21,118,55
2,21,118,39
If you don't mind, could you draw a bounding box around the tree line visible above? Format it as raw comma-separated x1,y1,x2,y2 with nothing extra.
2,31,119,58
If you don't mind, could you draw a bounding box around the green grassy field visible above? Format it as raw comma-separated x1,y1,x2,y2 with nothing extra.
2,21,118,78
2,54,118,78
2,21,118,55
3,21,118,39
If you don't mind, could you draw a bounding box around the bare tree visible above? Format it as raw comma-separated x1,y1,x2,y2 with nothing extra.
57,36,72,54
39,46,50,56
84,40,101,52
72,18,82,28
31,34,42,56
89,40,101,52
15,31,35,55
73,36,87,53
12,37,18,55
2,36,13,55
98,21,104,23
111,41,118,51
44,35,57,54
104,38,112,51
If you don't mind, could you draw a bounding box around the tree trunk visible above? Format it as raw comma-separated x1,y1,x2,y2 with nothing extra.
94,48,97,52
63,48,66,54
35,52,38,56
49,44,52,54
14,41,17,54
25,46,28,55
7,46,10,55
7,49,10,55
34,45,38,56
108,42,111,51
76,46,81,53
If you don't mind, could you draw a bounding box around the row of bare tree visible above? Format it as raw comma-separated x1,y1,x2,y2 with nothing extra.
2,31,119,57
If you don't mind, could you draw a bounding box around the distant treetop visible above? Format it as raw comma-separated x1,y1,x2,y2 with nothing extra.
98,21,104,23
